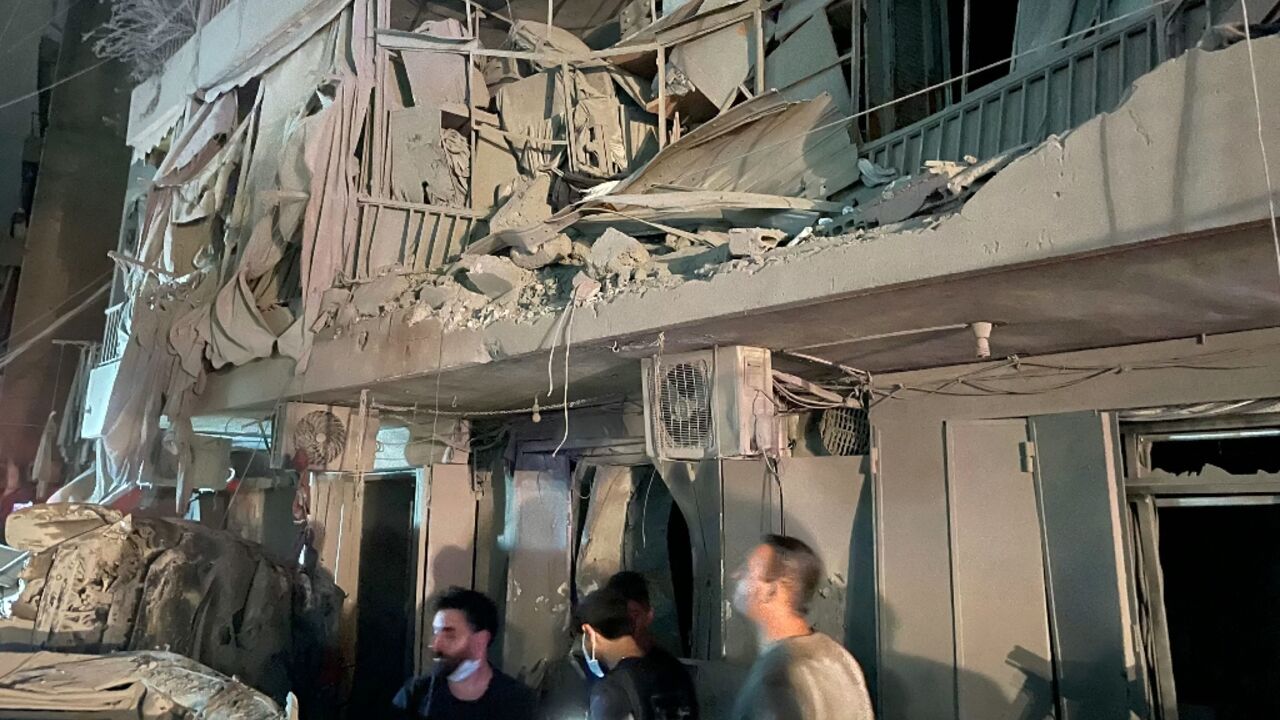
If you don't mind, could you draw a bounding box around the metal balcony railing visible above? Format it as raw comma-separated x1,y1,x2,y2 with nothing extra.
351,197,480,280
155,0,238,65
860,2,1213,177
98,302,128,366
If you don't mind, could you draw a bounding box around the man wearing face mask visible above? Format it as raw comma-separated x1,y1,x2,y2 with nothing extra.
577,587,699,720
731,535,874,720
392,587,537,719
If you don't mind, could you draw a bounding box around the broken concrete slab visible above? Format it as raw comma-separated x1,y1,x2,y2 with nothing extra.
488,173,554,239
727,227,787,257
510,233,574,270
649,244,731,275
459,255,535,298
351,274,416,316
587,228,652,278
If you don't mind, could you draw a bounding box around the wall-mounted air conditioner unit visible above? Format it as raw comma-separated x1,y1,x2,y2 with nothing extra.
271,402,380,472
641,346,777,460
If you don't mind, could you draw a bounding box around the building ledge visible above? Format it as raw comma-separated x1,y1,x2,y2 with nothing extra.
196,37,1280,416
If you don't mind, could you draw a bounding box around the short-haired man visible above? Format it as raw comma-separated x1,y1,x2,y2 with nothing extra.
392,587,536,719
578,586,700,720
604,570,657,653
731,535,874,720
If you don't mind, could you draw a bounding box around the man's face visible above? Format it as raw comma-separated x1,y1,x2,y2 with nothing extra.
731,545,775,619
431,610,478,672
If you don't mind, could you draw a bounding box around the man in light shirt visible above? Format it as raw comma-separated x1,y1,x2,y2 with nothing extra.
731,534,875,720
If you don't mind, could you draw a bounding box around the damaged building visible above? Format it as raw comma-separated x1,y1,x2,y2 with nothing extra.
2,0,1280,717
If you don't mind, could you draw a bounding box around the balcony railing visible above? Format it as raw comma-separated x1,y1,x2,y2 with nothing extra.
350,197,480,280
860,2,1213,177
98,302,128,366
154,0,238,65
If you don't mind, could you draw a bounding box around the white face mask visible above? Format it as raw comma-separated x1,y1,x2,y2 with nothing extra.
448,658,482,682
582,633,606,678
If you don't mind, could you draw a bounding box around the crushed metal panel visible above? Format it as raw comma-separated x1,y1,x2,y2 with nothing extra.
765,13,852,115
576,465,637,595
775,0,837,40
613,92,858,199
504,459,573,688
669,9,754,111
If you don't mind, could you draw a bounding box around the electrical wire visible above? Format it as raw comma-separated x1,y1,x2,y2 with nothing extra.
0,268,113,349
553,303,576,456
0,0,88,58
0,283,109,373
0,0,21,48
868,346,1273,406
0,57,110,114
1238,3,1280,293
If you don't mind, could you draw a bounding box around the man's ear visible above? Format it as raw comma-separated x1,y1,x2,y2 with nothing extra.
473,629,493,653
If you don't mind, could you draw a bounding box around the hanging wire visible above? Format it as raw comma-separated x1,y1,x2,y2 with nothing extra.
1238,2,1280,293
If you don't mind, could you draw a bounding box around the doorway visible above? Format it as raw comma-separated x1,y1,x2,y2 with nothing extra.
350,473,418,711
1157,501,1280,720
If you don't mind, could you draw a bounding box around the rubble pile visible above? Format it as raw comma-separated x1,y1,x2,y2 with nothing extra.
327,2,1032,332
4,504,340,708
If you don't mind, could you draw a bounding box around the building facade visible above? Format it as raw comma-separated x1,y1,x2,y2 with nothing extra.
73,0,1280,718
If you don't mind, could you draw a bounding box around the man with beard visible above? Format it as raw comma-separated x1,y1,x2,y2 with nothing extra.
392,587,537,719
730,535,874,720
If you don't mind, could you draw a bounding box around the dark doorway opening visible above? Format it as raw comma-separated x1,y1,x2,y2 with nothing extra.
667,500,694,656
1158,503,1280,720
351,474,418,712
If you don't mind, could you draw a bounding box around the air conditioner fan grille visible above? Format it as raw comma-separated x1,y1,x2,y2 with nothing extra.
820,406,869,456
658,361,712,450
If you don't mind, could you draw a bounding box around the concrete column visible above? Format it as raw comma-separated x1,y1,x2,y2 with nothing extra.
0,0,131,469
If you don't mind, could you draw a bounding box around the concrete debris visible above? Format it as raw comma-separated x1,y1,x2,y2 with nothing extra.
571,272,603,304
488,173,554,239
5,504,123,554
351,273,415,316
0,650,286,719
459,255,535,298
510,233,574,270
726,227,787,257
586,228,652,279
17,510,340,706
820,148,1033,235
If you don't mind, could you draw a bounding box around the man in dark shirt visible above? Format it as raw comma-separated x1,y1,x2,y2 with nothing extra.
577,587,699,720
606,571,658,653
392,587,537,719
